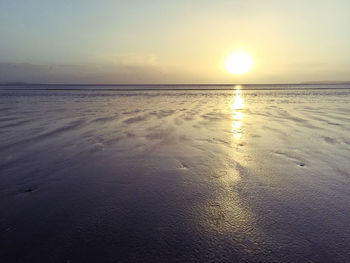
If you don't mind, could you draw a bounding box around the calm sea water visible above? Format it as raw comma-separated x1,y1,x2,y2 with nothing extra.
1,85,350,262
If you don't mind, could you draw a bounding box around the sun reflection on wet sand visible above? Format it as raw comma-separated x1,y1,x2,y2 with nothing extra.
231,87,244,140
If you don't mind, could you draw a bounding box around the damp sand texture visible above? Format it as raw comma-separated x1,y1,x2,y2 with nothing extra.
1,87,350,262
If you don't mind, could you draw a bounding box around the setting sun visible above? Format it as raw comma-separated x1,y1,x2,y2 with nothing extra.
226,52,253,75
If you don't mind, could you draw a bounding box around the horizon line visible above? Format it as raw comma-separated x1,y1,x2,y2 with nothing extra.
1,81,350,87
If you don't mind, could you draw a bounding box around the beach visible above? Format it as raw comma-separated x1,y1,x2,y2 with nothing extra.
1,86,350,262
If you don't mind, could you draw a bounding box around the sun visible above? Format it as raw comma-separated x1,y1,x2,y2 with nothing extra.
225,52,253,75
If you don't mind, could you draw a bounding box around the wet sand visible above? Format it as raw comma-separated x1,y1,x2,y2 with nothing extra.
0,88,350,262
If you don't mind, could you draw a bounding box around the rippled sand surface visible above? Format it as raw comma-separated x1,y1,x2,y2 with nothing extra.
1,88,350,262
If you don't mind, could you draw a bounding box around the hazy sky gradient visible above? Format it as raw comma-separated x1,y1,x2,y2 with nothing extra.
1,0,350,84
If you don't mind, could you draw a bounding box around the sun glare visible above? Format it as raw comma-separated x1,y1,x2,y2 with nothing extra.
226,52,253,75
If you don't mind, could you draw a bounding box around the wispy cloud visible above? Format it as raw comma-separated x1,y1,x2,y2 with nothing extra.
112,53,159,67
0,61,197,84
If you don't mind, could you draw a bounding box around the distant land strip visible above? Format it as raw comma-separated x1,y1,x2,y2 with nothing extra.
1,82,350,91
1,81,350,86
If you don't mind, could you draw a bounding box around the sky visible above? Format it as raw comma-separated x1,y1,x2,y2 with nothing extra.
0,0,350,84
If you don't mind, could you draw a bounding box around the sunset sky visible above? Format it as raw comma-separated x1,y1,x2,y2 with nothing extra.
1,0,349,84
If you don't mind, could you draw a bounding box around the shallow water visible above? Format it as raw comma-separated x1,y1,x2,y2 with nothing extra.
1,87,350,262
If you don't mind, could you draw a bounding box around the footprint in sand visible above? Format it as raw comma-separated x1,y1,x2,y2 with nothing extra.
177,161,189,169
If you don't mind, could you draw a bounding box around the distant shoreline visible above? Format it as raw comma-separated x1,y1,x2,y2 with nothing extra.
1,87,350,92
1,82,350,87
1,82,350,92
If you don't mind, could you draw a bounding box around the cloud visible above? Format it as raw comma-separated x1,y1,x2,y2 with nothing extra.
112,53,158,67
0,62,160,84
0,47,213,84
0,62,197,84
